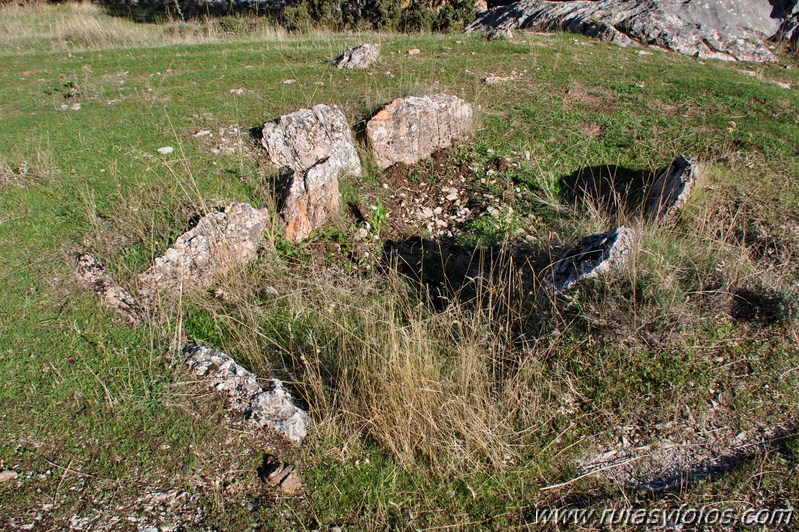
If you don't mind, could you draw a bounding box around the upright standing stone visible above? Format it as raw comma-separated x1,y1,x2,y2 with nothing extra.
280,157,341,242
366,94,474,169
261,104,361,176
548,226,636,295
645,155,697,225
261,105,360,241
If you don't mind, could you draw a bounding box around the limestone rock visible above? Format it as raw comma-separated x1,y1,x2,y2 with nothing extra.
468,0,797,63
280,157,340,242
183,344,311,443
76,253,140,324
261,104,361,176
366,94,474,169
138,203,269,304
549,226,636,294
334,43,380,69
645,155,697,224
486,27,513,40
0,470,18,483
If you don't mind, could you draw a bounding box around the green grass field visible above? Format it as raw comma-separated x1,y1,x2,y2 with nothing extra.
2,3,799,529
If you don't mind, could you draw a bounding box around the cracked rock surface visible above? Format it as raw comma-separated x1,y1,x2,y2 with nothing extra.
334,43,380,69
280,157,341,242
645,154,698,225
468,0,796,62
183,344,311,443
137,203,269,305
261,104,362,177
549,226,636,294
366,94,474,169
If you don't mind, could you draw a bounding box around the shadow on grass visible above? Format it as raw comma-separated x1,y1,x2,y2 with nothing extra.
380,236,568,344
559,164,660,218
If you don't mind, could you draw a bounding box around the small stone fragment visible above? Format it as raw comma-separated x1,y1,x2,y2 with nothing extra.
408,48,421,55
486,27,513,40
76,253,140,323
334,43,380,69
0,470,18,483
258,454,304,494
157,146,173,155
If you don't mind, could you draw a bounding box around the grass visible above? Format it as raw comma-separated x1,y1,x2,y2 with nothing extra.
1,2,799,529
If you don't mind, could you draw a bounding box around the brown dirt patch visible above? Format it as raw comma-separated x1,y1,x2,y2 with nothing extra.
562,83,618,112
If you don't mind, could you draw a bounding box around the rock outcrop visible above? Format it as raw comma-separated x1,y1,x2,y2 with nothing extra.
183,344,311,443
261,104,361,176
548,226,636,294
138,203,269,304
366,94,474,169
280,157,341,242
645,155,698,224
777,4,799,44
334,43,380,69
76,253,141,324
468,0,798,62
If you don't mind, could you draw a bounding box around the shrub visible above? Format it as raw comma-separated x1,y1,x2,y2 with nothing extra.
275,0,476,32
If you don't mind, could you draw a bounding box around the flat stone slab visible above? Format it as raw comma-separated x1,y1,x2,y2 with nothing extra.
261,104,362,176
366,94,473,169
334,43,380,69
183,344,311,443
138,203,269,305
549,226,636,294
645,154,697,224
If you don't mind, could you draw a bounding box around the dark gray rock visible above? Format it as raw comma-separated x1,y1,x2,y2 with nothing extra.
645,155,698,224
778,4,799,43
548,226,636,295
334,43,380,69
183,344,311,443
468,0,798,62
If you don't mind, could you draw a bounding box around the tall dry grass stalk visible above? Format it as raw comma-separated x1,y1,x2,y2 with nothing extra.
194,247,549,473
0,1,296,52
552,160,798,337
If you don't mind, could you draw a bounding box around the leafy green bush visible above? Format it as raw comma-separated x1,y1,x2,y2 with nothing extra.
275,0,476,32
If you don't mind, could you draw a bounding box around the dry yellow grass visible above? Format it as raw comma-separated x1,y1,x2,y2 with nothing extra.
0,1,295,52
